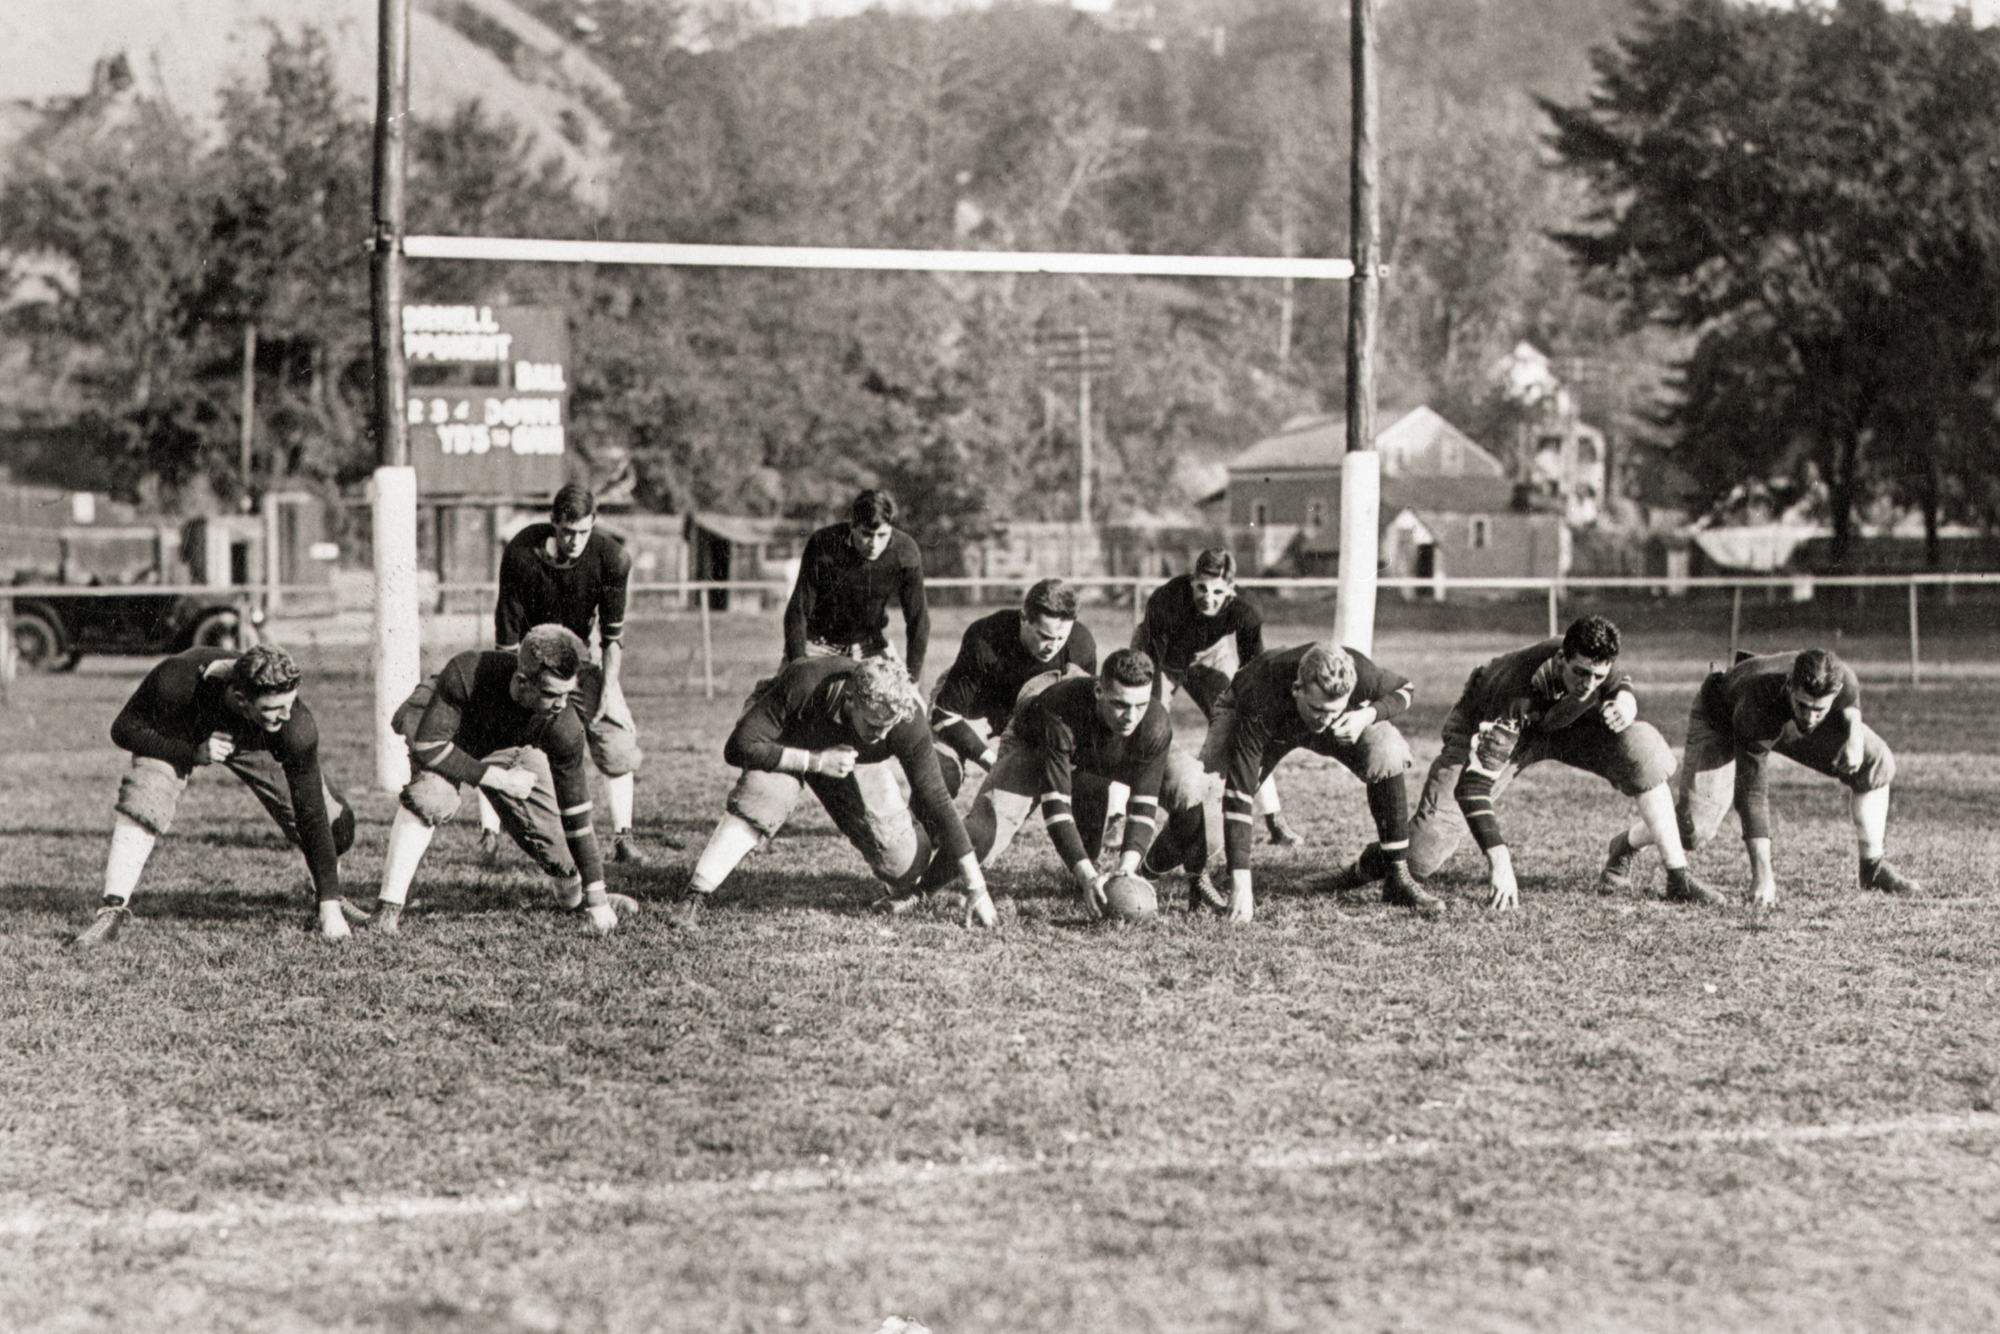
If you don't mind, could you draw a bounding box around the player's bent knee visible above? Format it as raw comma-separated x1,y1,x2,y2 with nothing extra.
331,799,357,854
115,759,184,838
1356,723,1413,780
1609,722,1677,796
724,771,796,839
400,773,462,827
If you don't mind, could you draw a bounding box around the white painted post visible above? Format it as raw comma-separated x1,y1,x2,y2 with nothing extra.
1908,580,1920,685
372,467,421,791
1334,450,1380,656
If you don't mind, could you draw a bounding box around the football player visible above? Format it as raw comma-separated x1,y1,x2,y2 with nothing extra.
1604,647,1919,904
80,644,359,946
782,488,930,680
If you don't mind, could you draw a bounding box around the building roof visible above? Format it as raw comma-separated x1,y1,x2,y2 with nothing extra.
1227,406,1507,479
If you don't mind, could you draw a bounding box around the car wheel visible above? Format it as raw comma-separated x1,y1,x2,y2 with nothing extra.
9,611,68,671
191,610,244,652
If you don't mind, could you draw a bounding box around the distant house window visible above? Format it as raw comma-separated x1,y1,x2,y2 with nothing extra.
1253,501,1268,526
1307,501,1325,529
1471,516,1491,550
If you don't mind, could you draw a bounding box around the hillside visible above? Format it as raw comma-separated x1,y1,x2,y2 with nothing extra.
0,0,622,204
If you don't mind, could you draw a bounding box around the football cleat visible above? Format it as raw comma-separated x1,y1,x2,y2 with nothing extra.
1663,868,1724,907
1265,813,1306,847
612,834,648,866
478,830,503,867
1866,862,1922,895
664,889,707,933
1306,859,1373,896
74,903,132,949
1598,832,1640,895
366,901,404,935
1187,870,1229,915
1381,864,1446,917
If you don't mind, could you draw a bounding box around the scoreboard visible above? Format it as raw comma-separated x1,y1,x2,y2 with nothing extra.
403,304,569,497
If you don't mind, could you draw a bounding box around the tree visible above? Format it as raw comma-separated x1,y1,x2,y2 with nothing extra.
1545,0,2000,564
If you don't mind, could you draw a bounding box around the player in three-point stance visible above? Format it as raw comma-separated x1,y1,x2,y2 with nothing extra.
1603,647,1920,904
671,656,994,929
920,648,1215,920
1391,615,1719,910
79,644,359,946
928,577,1098,799
1133,547,1303,847
480,484,653,865
366,625,636,936
783,488,930,681
1180,640,1445,920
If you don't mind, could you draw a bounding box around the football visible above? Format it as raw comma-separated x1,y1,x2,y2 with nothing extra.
1100,873,1159,922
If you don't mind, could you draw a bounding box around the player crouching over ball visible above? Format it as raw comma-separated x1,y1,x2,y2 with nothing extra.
367,625,637,936
671,656,996,931
79,643,361,946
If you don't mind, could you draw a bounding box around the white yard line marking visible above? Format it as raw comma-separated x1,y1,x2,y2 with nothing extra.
2,1110,1992,1240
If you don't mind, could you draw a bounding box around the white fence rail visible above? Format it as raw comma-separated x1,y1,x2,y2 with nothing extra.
9,573,2000,701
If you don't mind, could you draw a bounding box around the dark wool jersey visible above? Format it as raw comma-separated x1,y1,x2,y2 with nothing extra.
110,647,342,900
782,524,931,678
409,650,603,885
726,656,973,861
496,524,631,649
1216,644,1413,872
1697,650,1862,841
1133,575,1264,676
1452,638,1634,736
929,611,1100,763
1010,674,1173,869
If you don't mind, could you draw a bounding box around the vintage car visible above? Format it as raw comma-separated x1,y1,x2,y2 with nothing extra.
6,524,257,671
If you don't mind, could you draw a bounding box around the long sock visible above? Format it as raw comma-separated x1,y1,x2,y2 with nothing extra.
556,873,584,909
102,813,156,905
1852,787,1889,870
477,789,501,835
1634,786,1688,870
691,815,762,894
1253,775,1281,818
1365,778,1410,867
607,772,636,834
377,806,435,907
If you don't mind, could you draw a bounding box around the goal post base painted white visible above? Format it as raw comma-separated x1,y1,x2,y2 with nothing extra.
1334,451,1380,658
372,466,422,793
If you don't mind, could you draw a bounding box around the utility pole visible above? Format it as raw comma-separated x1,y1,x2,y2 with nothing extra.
369,0,420,792
1335,0,1381,656
1037,324,1115,568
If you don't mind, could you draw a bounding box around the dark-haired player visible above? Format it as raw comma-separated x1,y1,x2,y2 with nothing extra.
929,577,1098,797
1133,547,1302,846
927,648,1215,919
1605,647,1919,904
79,644,358,946
367,625,635,936
1184,640,1444,919
1395,615,1717,910
783,488,930,680
481,483,653,864
673,656,993,929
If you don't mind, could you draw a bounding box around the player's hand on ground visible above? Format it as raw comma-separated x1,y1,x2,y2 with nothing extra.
1228,882,1255,923
318,900,352,941
811,746,859,777
1486,849,1520,911
1079,868,1108,919
199,731,236,765
1750,875,1778,908
484,765,539,800
1600,691,1637,734
962,879,997,929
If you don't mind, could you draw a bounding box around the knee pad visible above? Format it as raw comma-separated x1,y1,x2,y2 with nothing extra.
1612,722,1677,796
399,772,462,827
589,730,643,778
114,758,184,838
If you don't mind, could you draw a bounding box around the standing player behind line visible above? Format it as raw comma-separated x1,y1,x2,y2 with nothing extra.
1133,547,1302,847
79,644,360,947
784,488,930,681
367,625,636,936
1604,647,1920,905
479,484,654,866
1182,641,1445,919
1398,615,1720,911
920,648,1216,920
929,577,1098,798
673,656,994,929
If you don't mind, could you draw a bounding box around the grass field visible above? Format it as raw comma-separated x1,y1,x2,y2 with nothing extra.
3,596,1998,1333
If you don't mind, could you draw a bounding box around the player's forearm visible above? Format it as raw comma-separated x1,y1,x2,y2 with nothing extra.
110,709,200,772
600,640,623,690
